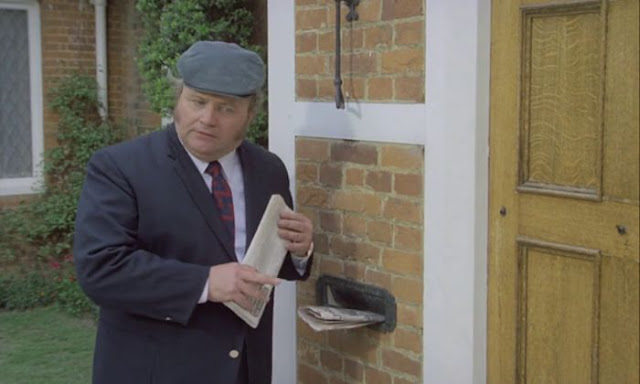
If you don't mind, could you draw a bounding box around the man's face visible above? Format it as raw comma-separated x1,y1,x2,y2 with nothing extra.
174,86,254,162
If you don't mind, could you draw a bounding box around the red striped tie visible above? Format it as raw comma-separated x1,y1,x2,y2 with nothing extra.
205,161,234,242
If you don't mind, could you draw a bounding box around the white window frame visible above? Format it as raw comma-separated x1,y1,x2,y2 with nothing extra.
0,0,43,196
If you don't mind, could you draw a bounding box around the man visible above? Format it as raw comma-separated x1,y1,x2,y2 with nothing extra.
73,41,313,384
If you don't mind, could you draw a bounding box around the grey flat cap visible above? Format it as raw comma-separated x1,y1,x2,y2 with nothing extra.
177,41,265,97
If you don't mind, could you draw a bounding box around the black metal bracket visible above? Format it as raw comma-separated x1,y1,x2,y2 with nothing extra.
334,0,360,109
316,274,396,333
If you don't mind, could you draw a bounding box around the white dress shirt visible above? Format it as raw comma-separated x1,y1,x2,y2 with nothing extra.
179,145,309,304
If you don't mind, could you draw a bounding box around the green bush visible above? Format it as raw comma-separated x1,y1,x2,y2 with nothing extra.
136,0,267,145
0,271,56,310
0,260,96,317
0,74,120,316
2,75,123,262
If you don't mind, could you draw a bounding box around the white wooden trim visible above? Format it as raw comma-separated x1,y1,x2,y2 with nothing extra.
0,0,43,197
268,1,490,383
423,2,490,383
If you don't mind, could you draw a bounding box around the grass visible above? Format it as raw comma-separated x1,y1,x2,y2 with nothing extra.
0,306,95,384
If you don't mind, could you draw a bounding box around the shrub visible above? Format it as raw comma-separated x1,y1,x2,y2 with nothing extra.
0,270,56,310
1,75,123,263
0,74,120,317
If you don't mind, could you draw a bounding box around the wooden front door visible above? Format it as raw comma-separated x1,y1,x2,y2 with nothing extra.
488,0,639,383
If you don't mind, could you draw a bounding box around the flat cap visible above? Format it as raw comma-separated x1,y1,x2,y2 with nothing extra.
177,41,265,97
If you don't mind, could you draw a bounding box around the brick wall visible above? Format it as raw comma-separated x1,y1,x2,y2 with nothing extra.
0,0,159,206
107,0,161,135
40,0,97,151
296,137,424,383
295,0,425,103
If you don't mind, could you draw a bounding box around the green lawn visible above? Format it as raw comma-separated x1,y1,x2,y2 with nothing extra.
0,306,95,384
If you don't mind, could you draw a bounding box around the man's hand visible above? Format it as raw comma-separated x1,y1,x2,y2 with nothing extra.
277,209,313,257
207,263,281,311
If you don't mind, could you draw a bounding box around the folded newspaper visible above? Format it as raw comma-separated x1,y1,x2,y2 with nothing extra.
224,194,289,328
298,305,385,331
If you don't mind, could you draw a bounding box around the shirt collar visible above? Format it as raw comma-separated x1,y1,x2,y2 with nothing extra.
177,135,240,179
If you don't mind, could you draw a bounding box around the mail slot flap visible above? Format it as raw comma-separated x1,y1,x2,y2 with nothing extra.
316,274,396,333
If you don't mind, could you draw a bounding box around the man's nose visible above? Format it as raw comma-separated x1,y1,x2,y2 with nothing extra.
200,104,219,125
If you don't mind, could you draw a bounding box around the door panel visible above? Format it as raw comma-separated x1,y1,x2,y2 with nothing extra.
488,0,639,383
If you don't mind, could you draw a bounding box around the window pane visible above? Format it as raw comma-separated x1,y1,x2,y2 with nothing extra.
0,9,32,178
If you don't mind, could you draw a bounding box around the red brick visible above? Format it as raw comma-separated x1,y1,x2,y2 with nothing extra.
341,52,378,76
296,8,328,30
367,220,393,245
364,366,392,383
328,377,350,384
320,349,343,372
320,211,343,234
318,31,334,53
366,170,392,192
392,277,423,305
343,214,366,238
330,236,357,259
393,327,422,353
394,225,422,251
327,331,378,361
297,162,319,183
319,163,343,187
357,0,383,22
297,139,330,161
394,173,422,196
381,145,423,168
381,48,424,74
395,75,425,102
298,339,321,365
319,256,344,276
381,248,422,276
344,359,364,382
395,19,424,45
314,233,329,254
384,197,422,224
297,78,318,99
331,141,378,165
297,54,328,75
345,168,365,186
368,77,394,101
333,191,383,216
341,76,366,101
298,363,329,384
297,186,330,208
344,261,365,280
297,31,318,53
365,268,393,290
396,303,422,328
352,242,382,265
382,348,421,377
363,25,393,49
342,28,364,51
382,0,424,20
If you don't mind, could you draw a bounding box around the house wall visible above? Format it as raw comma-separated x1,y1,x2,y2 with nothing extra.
295,0,424,103
269,1,490,383
295,138,424,383
0,0,159,207
292,1,425,383
107,0,161,135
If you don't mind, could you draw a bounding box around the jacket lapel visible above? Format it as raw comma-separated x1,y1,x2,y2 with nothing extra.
165,125,236,261
237,143,261,251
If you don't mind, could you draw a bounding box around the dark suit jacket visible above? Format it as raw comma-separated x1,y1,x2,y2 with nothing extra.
73,124,310,384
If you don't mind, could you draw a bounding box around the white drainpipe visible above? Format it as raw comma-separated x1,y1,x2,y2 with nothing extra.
92,0,108,119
